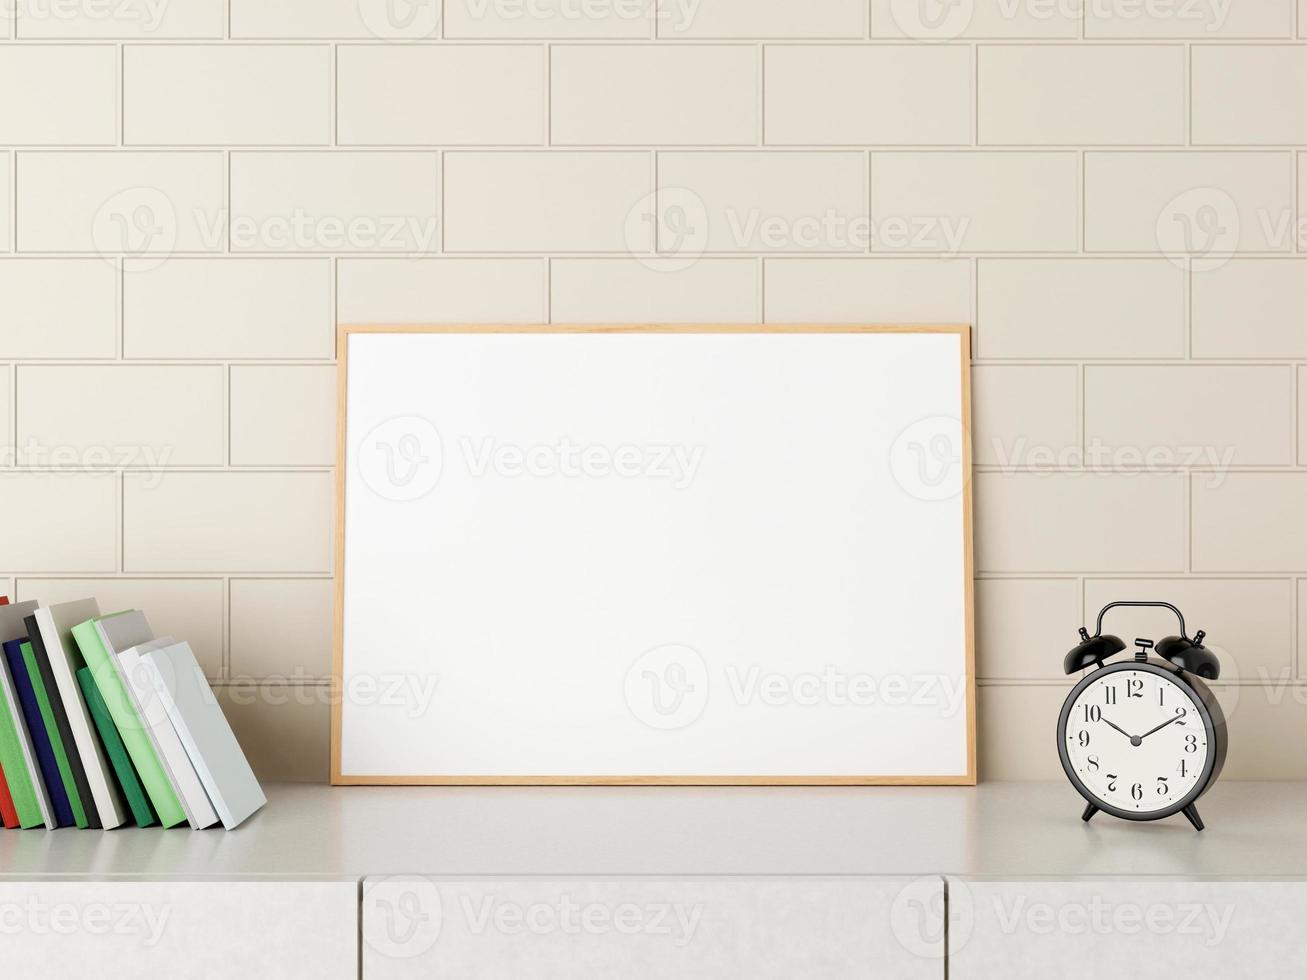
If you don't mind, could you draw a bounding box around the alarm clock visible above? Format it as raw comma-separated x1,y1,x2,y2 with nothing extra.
1057,601,1227,831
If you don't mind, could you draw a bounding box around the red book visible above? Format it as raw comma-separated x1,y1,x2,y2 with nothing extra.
0,761,17,828
0,597,9,605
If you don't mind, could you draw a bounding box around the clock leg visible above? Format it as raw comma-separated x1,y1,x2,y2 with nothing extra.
1181,804,1205,832
1081,803,1098,823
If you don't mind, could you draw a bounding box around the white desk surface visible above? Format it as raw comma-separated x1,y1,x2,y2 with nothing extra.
0,782,1299,880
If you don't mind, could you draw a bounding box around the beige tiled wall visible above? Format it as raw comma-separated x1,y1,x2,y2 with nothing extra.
3,0,1307,781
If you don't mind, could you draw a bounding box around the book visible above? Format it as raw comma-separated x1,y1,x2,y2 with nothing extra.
73,611,186,828
141,642,265,829
3,639,75,828
0,601,50,828
28,601,125,829
119,642,219,829
0,760,17,827
0,597,9,605
77,668,157,828
19,640,89,828
4,640,72,825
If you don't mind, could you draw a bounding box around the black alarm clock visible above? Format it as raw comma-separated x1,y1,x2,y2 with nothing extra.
1057,601,1227,831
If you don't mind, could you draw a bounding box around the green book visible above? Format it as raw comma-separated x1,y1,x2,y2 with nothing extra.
77,668,156,828
72,615,185,828
0,672,44,828
21,641,88,828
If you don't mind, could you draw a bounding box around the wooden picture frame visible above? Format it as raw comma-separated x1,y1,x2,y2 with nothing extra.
333,324,975,786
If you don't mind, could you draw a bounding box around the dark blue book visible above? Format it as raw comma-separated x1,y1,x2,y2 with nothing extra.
2,639,75,828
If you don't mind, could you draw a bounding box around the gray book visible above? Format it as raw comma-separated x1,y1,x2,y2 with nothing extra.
140,642,265,829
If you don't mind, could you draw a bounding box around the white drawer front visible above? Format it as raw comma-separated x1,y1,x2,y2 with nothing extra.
0,879,358,980
362,875,944,979
949,879,1307,980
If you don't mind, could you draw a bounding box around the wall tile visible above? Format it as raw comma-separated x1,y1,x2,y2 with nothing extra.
229,152,439,253
16,0,225,38
124,471,333,573
979,45,1184,145
337,258,545,323
0,367,10,460
0,46,116,145
1194,46,1307,145
444,152,649,252
216,684,329,781
1193,474,1307,571
975,578,1080,680
1300,367,1307,465
553,45,756,145
658,152,864,252
660,0,864,38
765,45,970,146
231,0,440,38
123,258,332,359
230,578,333,679
763,258,970,324
338,45,544,146
550,257,757,322
1084,152,1293,253
0,153,9,252
20,576,224,678
1085,365,1294,466
230,365,335,466
124,45,331,146
17,365,226,466
977,259,1184,359
0,260,117,359
972,365,1079,468
976,472,1186,573
871,0,1079,38
445,0,651,37
16,152,224,253
1084,578,1294,683
1086,0,1293,38
0,474,116,572
1192,260,1307,358
871,152,1078,252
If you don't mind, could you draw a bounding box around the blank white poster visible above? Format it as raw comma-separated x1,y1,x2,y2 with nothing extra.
336,328,973,783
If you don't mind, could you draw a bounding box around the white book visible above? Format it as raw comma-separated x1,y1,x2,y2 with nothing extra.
29,600,129,830
119,640,220,830
94,612,203,828
141,642,265,830
0,601,53,828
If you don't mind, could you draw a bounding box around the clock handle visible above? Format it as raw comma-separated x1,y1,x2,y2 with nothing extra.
1091,600,1190,642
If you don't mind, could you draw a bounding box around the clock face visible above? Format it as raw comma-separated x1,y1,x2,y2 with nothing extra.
1060,665,1210,816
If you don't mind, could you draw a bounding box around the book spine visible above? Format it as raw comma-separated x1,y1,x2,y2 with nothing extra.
76,668,157,829
71,622,186,828
4,640,75,828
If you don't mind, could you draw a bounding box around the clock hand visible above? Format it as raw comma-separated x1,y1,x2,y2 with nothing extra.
1101,717,1135,740
1138,709,1187,741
